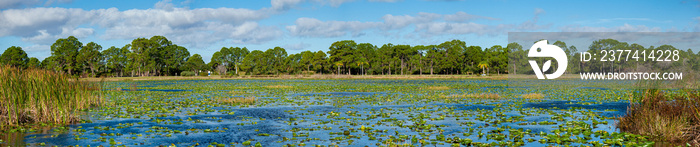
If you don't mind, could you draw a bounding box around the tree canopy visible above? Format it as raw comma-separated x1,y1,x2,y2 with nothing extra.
2,36,697,77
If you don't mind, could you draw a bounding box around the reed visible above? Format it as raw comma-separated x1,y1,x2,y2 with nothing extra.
0,66,102,130
618,80,700,145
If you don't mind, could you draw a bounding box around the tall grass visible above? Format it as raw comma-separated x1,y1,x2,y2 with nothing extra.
0,66,102,129
618,80,700,145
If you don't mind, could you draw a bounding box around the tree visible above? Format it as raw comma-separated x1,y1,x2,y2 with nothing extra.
300,51,315,72
478,61,489,75
286,53,303,74
27,57,40,69
103,46,131,77
464,46,483,74
438,40,465,74
128,38,151,76
266,47,287,75
241,50,265,75
334,62,343,75
77,42,103,77
0,46,29,68
506,42,524,74
377,43,396,75
186,54,206,75
210,51,225,74
50,36,82,75
355,43,376,75
313,51,328,74
161,45,189,76
328,40,357,75
486,45,507,74
411,45,428,75
393,44,414,75
230,47,249,75
41,56,60,72
424,45,441,75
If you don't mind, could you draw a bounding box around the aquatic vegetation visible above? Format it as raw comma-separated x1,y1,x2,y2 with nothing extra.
0,66,102,129
4,78,682,146
423,86,450,90
265,85,294,89
444,93,501,100
217,96,256,105
521,93,544,99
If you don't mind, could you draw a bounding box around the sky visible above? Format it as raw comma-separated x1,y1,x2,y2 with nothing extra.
0,0,699,62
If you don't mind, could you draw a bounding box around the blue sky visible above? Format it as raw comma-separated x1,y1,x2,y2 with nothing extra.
0,0,698,62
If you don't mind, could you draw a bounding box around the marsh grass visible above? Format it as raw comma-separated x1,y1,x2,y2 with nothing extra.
521,93,544,99
217,96,256,105
0,66,102,130
618,80,700,145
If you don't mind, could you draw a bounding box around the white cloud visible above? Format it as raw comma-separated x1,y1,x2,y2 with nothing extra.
43,0,72,6
287,11,507,37
21,44,52,60
0,0,39,9
154,0,175,11
517,8,550,30
444,11,499,22
21,27,94,44
369,0,402,2
694,17,700,32
0,0,72,9
382,12,441,29
324,0,355,7
0,2,279,48
560,24,662,32
286,17,381,37
271,0,304,10
283,42,311,50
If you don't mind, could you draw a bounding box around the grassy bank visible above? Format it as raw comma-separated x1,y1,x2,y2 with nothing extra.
618,83,700,145
0,66,102,130
81,74,513,82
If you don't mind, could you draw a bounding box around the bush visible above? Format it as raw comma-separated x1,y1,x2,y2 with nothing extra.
181,71,196,76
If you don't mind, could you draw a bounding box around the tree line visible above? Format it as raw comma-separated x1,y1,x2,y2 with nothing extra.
1,36,698,77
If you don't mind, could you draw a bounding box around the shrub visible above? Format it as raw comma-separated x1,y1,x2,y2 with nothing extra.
181,71,196,76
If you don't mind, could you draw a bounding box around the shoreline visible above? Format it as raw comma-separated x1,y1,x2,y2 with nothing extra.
79,74,587,82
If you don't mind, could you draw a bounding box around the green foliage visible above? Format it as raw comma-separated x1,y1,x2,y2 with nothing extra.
211,47,249,75
77,42,103,77
180,71,196,76
102,46,131,77
0,46,29,69
27,57,40,69
50,36,82,75
11,37,700,77
186,54,206,75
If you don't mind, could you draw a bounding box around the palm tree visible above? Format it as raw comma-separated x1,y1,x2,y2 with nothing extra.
356,61,368,75
334,62,343,75
477,61,489,75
